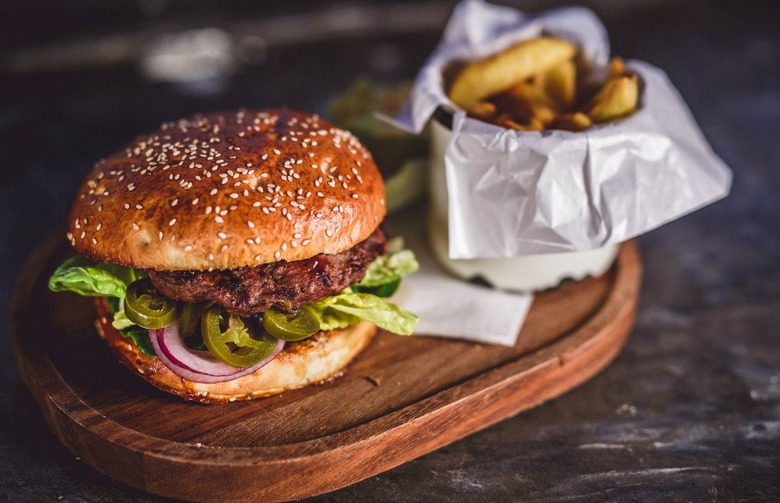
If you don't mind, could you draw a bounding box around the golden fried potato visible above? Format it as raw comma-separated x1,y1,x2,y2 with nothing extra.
448,35,638,132
509,81,558,125
449,37,576,109
500,115,544,131
466,101,498,121
584,74,639,123
539,59,577,110
552,112,593,131
608,57,626,78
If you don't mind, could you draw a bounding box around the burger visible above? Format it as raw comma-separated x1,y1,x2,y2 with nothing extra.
48,109,418,403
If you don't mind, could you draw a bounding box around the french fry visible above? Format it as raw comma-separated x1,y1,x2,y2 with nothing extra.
449,37,576,109
608,57,626,78
584,74,639,123
500,117,527,130
527,116,545,131
500,116,544,132
539,58,577,110
502,82,557,126
552,112,593,131
448,35,638,132
492,89,534,124
466,101,497,121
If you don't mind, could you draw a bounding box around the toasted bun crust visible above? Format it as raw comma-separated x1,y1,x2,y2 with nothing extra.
68,109,386,270
94,298,376,403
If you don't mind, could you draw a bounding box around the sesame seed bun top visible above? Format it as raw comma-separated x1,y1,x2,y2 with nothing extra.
67,109,386,270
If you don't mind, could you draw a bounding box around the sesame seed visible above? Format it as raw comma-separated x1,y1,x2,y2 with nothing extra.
274,251,281,260
132,223,140,230
247,221,255,228
171,199,178,207
185,245,193,252
169,218,176,226
210,188,218,195
218,232,227,239
215,215,224,224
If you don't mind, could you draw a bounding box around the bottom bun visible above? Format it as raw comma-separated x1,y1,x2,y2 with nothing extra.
94,298,376,404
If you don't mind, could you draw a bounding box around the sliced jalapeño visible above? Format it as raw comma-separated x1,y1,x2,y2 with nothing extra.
124,278,178,329
262,307,320,341
201,306,279,368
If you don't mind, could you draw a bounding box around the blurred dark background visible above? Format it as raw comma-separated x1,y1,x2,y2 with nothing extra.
2,1,779,502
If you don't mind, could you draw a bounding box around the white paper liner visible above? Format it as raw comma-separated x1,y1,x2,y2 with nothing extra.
391,0,733,258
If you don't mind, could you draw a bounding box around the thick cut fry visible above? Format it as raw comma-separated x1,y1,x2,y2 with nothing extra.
449,37,576,109
552,112,593,131
608,57,626,78
492,90,534,124
493,81,558,126
540,58,577,110
584,74,639,123
466,101,497,121
500,116,544,132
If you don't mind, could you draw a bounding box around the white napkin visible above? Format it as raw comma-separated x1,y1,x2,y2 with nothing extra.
387,211,533,347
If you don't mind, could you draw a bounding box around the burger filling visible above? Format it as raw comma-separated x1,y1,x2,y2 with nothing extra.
148,227,388,317
48,232,418,381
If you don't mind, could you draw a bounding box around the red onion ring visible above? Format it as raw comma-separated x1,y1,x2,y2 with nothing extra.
148,323,284,384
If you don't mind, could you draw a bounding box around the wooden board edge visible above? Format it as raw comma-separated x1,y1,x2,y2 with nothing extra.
13,237,641,503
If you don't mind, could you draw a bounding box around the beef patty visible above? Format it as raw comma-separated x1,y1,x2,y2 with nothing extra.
148,227,387,317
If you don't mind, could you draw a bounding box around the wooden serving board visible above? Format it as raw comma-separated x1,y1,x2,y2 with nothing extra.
13,237,641,503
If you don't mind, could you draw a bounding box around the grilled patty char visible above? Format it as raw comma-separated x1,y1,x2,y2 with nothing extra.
148,227,387,317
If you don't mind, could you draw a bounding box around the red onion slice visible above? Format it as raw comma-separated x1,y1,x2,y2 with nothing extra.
149,323,285,384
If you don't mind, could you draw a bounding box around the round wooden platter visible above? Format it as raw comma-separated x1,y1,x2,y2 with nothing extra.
13,237,641,503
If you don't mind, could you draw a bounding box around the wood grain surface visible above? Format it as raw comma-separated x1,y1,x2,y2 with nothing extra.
13,237,641,503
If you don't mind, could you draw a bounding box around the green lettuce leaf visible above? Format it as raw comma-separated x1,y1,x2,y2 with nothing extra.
110,307,135,330
309,291,418,335
48,256,142,299
121,326,156,357
106,297,155,357
355,238,419,293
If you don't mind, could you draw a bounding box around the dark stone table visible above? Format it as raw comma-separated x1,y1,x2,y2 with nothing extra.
2,1,778,501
